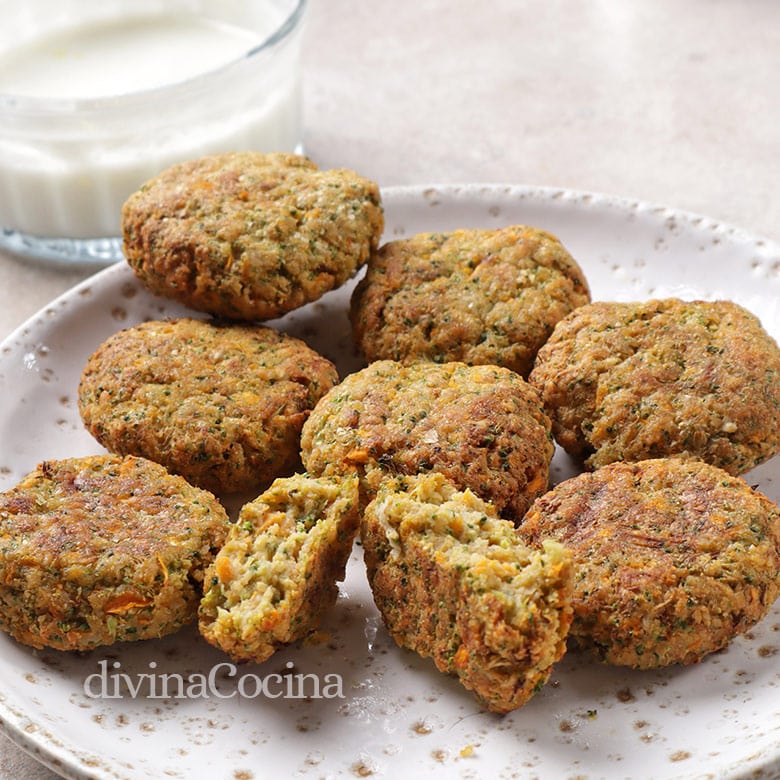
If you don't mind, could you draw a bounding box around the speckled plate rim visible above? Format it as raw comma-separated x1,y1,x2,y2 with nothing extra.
0,182,778,780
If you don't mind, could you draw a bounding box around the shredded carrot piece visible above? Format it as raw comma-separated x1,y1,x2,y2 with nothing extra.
104,592,153,614
215,555,233,583
260,611,279,632
448,516,464,537
453,645,469,670
344,449,370,464
525,471,548,496
156,553,169,586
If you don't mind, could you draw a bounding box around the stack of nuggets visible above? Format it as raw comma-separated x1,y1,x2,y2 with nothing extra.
1,153,385,658
1,149,779,719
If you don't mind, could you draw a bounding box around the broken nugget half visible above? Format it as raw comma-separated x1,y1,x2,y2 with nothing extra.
199,473,360,663
0,455,229,652
361,472,573,714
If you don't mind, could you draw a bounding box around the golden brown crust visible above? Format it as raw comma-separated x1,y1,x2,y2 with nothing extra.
361,473,573,713
198,474,359,663
351,226,590,376
528,298,780,474
300,360,554,523
78,317,338,494
0,455,229,651
122,152,384,320
518,458,780,668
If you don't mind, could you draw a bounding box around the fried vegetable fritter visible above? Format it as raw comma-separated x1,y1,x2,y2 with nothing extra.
361,473,573,713
198,474,359,663
519,458,780,668
351,225,590,376
528,298,780,473
79,317,338,494
300,360,554,524
0,455,229,651
122,152,384,320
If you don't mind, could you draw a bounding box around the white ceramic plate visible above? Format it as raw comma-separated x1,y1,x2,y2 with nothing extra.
0,184,779,780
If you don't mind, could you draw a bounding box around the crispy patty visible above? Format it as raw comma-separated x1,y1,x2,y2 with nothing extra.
528,298,780,473
78,318,338,494
518,458,780,668
350,225,590,376
300,360,554,523
361,473,573,713
199,473,359,663
122,152,384,320
0,455,229,652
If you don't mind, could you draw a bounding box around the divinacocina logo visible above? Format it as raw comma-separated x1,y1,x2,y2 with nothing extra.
83,660,345,700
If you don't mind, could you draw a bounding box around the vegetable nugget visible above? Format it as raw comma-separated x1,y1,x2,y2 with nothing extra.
519,458,780,668
122,152,384,320
351,225,590,376
78,318,338,494
361,473,573,713
199,474,359,663
0,455,229,651
300,360,554,523
528,298,780,473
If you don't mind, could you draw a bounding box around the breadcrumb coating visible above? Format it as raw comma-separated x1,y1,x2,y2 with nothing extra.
519,458,780,668
0,455,229,651
529,298,780,473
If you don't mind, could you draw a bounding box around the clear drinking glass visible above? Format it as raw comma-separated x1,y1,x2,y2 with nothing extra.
0,0,306,265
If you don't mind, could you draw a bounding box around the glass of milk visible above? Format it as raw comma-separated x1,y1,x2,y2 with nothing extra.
0,0,306,265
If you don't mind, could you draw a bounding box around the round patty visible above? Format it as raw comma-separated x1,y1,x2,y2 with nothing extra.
518,458,780,668
122,152,384,320
350,225,590,376
78,318,338,494
0,455,229,651
361,473,573,713
528,298,780,474
300,360,553,523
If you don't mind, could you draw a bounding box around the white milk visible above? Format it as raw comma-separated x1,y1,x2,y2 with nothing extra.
0,15,264,99
0,2,303,240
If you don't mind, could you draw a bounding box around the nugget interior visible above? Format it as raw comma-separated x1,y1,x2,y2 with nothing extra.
199,474,359,663
361,473,573,713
